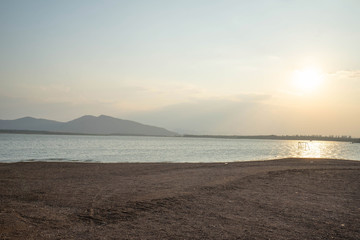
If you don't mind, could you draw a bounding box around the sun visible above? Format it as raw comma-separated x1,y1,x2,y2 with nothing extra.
292,67,324,92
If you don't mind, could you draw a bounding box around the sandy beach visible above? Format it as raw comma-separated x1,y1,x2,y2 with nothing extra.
0,158,359,239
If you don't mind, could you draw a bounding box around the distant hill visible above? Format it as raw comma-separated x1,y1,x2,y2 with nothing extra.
0,115,178,137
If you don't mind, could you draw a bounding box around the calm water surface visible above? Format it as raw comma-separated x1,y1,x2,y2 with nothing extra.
0,134,359,163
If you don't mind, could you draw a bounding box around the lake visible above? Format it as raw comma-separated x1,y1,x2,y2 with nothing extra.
1,134,359,163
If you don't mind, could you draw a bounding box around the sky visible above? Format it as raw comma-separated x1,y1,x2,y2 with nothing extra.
1,0,360,137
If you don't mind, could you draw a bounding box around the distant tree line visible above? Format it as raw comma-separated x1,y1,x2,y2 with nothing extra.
183,134,356,142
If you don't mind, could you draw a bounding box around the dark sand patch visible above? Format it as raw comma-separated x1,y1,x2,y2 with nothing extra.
1,158,359,239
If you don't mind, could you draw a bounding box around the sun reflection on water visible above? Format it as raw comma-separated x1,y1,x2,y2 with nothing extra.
293,141,343,159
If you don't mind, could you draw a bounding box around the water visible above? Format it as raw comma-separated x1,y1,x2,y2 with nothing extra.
0,134,359,163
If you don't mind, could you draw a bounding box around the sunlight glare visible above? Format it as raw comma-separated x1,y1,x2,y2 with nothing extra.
292,67,324,92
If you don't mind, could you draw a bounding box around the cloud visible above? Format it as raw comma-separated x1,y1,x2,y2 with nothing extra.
127,89,360,137
231,93,272,102
328,70,360,80
127,94,280,135
324,70,360,104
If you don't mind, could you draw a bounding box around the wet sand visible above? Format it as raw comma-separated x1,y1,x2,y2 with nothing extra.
1,158,359,239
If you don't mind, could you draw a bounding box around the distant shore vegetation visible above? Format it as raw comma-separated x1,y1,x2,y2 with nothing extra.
183,134,357,143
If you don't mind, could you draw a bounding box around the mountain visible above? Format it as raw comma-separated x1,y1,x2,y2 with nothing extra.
0,115,178,137
0,117,63,132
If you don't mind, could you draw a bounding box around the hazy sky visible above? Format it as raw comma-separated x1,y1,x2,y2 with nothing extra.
1,1,360,136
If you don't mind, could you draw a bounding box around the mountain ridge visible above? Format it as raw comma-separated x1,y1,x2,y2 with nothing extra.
0,115,178,137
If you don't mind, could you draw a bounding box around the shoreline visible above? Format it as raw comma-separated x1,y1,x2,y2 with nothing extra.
1,158,360,239
2,130,358,143
2,157,359,164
